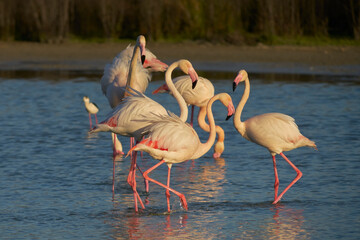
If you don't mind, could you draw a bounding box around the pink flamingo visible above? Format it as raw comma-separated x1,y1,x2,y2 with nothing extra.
90,58,199,212
100,35,168,156
100,37,168,108
153,76,228,158
232,70,317,204
83,96,99,129
127,92,235,212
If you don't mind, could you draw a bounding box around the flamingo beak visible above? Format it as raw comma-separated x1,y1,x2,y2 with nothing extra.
188,67,198,89
152,84,169,94
141,55,146,65
140,43,146,65
226,102,235,120
192,80,197,89
233,81,238,92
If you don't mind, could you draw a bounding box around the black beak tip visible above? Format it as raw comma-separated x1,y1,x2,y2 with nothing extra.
233,82,237,92
141,55,146,65
192,80,198,89
226,114,233,121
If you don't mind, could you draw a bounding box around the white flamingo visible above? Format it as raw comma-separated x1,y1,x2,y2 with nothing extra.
127,92,235,212
90,58,199,212
100,35,168,157
153,76,228,158
232,70,317,204
83,96,99,129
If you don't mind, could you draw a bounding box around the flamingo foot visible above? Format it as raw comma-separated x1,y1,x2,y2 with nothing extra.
212,152,222,159
179,194,188,211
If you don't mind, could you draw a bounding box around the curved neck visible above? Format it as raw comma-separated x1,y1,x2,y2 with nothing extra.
191,95,218,159
198,106,224,142
233,78,250,136
165,63,188,122
124,44,140,96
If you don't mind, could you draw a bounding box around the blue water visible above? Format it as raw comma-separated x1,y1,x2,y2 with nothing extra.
1,70,360,239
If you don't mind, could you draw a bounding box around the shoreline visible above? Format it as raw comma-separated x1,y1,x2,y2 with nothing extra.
0,41,359,76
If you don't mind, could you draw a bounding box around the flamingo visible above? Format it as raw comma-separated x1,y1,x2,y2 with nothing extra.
83,96,99,129
100,38,168,108
100,35,168,157
127,92,235,212
90,59,199,211
153,76,228,158
232,70,317,204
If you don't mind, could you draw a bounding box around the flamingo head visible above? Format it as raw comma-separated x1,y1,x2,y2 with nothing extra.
178,59,198,89
218,93,235,120
143,57,168,72
233,69,248,92
152,83,170,94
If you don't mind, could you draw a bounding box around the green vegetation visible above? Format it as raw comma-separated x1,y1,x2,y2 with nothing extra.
0,0,359,46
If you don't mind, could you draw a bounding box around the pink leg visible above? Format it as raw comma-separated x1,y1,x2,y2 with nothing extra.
166,167,171,212
112,155,115,193
273,153,303,204
272,156,279,201
88,113,92,129
190,105,195,127
143,160,188,212
127,151,145,212
94,114,98,124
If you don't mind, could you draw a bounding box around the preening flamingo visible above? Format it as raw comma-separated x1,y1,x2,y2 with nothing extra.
100,35,168,157
100,38,168,108
83,96,99,129
153,76,228,158
127,93,235,212
232,70,317,204
90,59,199,212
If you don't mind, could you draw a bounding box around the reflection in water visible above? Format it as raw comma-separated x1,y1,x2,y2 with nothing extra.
267,205,309,240
107,206,189,240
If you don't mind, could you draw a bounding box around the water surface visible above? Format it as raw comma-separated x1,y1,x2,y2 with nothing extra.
0,70,359,239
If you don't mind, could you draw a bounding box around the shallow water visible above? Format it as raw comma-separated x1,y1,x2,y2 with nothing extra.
0,70,360,239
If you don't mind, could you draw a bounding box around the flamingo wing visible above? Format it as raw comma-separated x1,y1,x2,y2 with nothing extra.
244,113,302,154
173,76,215,107
134,113,200,163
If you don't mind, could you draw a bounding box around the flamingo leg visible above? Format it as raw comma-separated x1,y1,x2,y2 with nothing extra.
88,113,92,129
112,155,115,193
272,156,279,201
143,160,188,211
166,167,171,212
273,153,303,204
190,105,195,127
136,164,149,193
127,151,145,212
94,114,98,124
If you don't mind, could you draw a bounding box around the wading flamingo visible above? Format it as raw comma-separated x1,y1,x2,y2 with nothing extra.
83,96,99,129
127,93,235,212
153,76,227,158
90,59,199,212
232,70,317,204
100,35,168,157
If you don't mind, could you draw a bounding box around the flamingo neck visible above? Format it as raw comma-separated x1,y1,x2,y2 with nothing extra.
165,63,188,122
198,106,224,142
191,95,218,159
124,43,140,96
233,78,250,136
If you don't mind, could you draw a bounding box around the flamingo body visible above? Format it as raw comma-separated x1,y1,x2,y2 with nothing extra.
242,113,314,155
